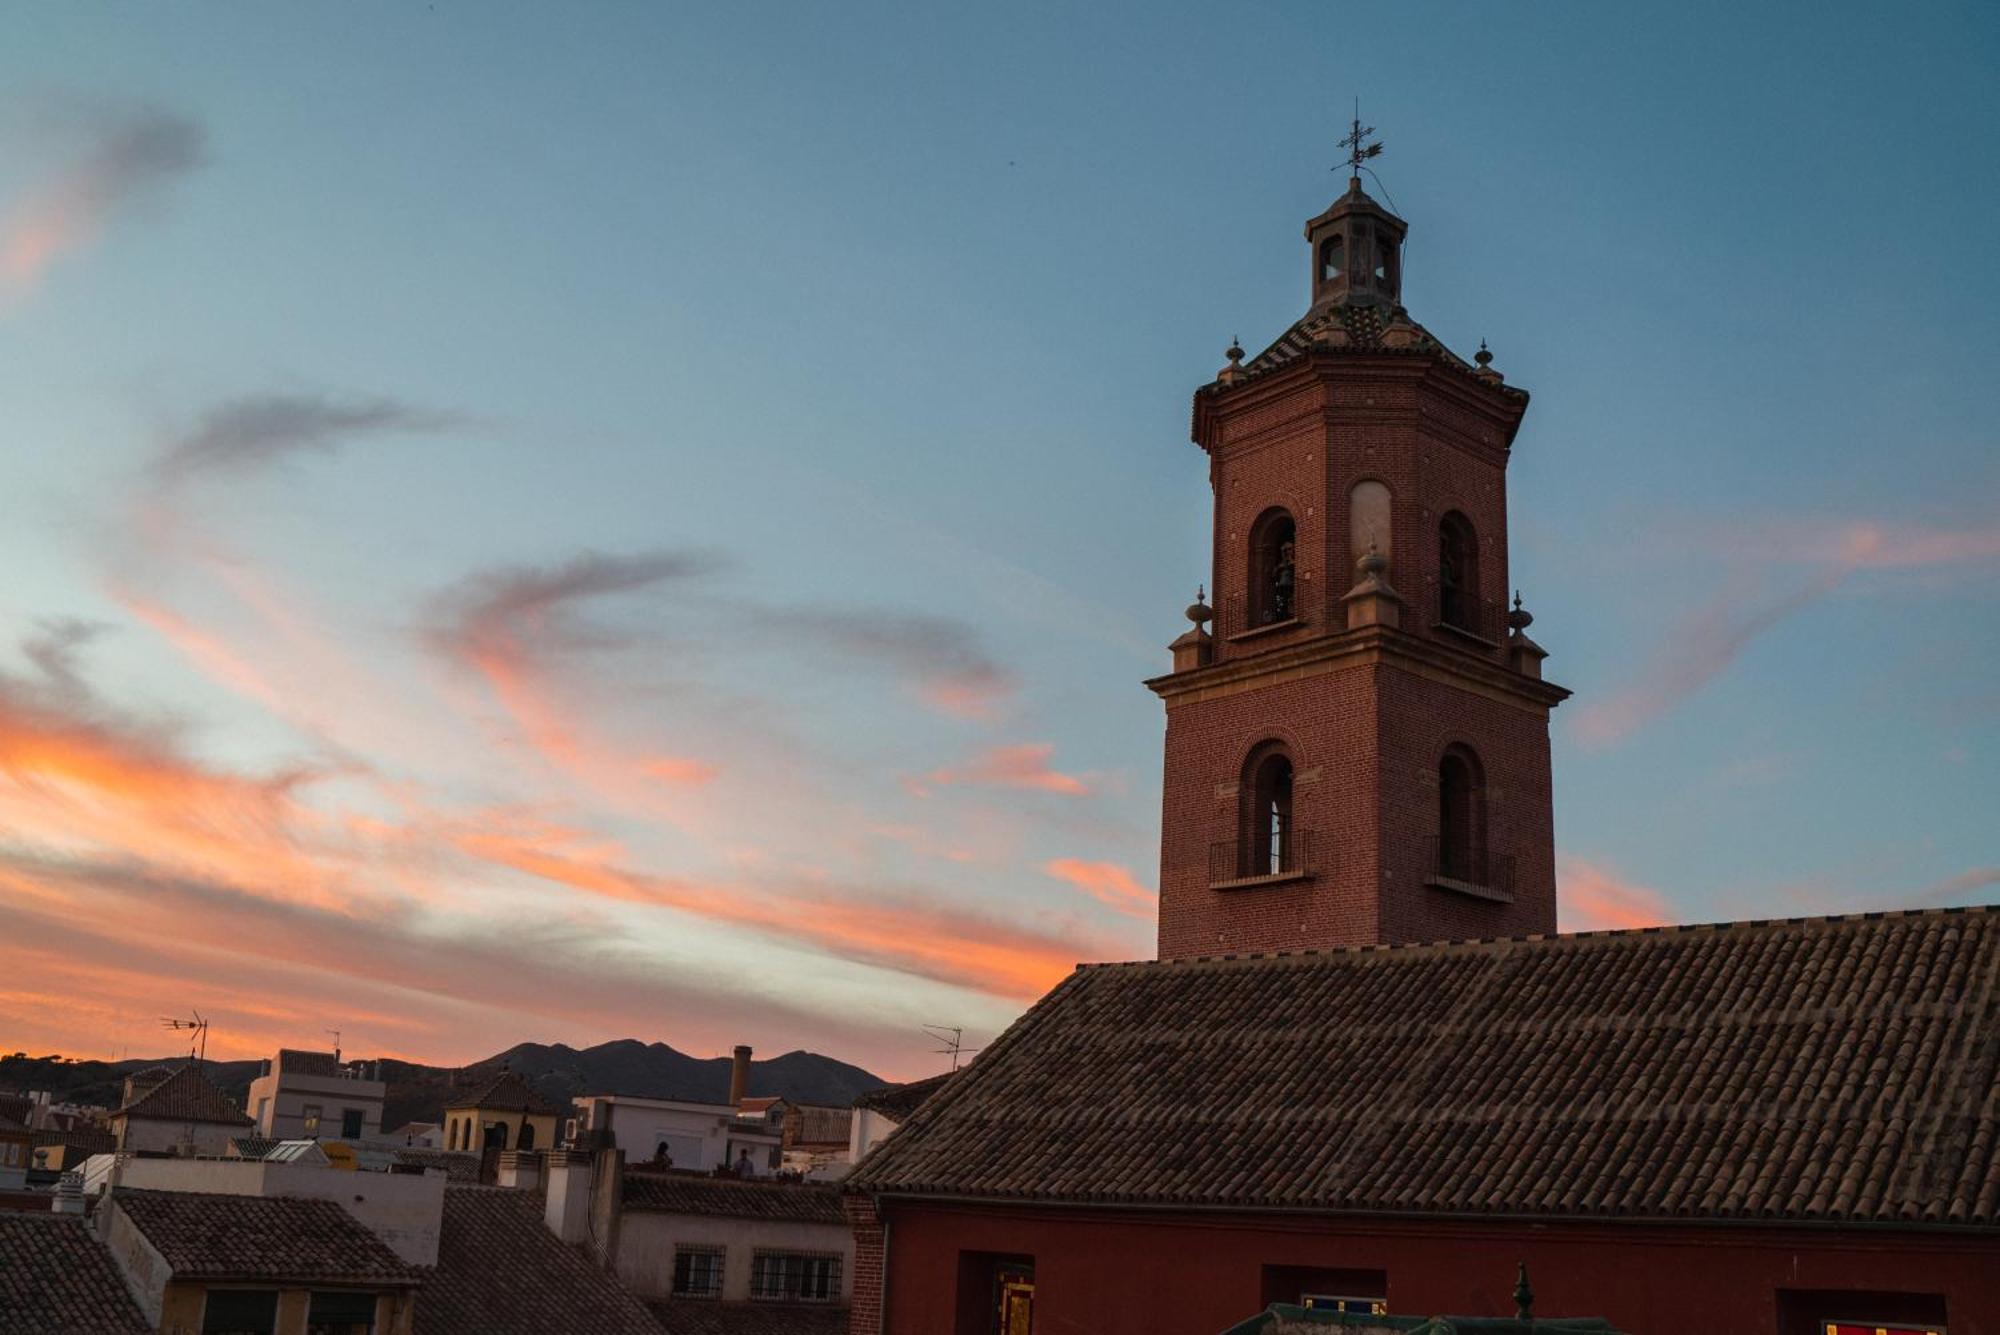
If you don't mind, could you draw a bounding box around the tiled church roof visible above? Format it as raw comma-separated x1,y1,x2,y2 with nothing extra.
846,907,2000,1227
1224,303,1525,399
115,1065,252,1127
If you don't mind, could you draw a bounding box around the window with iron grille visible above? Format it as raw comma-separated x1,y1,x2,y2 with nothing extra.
749,1251,842,1302
671,1246,725,1298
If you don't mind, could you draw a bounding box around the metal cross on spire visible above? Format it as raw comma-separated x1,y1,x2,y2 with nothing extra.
1338,101,1383,178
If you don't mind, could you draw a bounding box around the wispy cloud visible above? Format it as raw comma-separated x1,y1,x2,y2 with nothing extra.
1557,854,1675,932
1908,867,2000,907
152,394,463,487
1043,858,1154,918
0,103,205,299
746,608,1013,719
422,550,720,794
1574,514,2000,747
909,743,1090,797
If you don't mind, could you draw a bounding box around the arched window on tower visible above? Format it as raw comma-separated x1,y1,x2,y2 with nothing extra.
1438,511,1479,634
484,1121,508,1152
1319,235,1343,282
1230,742,1296,879
1437,745,1485,885
1249,509,1297,627
517,1119,536,1151
1375,230,1398,293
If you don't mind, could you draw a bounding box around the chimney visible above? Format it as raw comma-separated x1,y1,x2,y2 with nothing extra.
729,1045,753,1106
51,1171,85,1216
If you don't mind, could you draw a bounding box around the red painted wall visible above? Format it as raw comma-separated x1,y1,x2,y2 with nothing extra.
863,1200,2000,1335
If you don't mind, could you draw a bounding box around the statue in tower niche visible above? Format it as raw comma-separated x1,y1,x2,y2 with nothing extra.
1266,541,1296,623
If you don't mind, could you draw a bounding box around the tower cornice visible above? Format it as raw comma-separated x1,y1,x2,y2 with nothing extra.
1145,621,1570,713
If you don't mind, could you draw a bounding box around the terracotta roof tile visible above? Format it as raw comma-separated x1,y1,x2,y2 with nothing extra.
621,1173,845,1224
416,1186,662,1335
111,1190,417,1284
850,1072,953,1122
847,909,2000,1227
445,1070,563,1117
115,1066,252,1127
0,1213,150,1335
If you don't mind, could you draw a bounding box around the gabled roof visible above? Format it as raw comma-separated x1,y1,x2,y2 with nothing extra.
111,1190,417,1285
847,907,2000,1228
851,1071,952,1122
416,1186,662,1335
444,1069,563,1117
114,1065,252,1127
622,1172,846,1224
0,1213,151,1334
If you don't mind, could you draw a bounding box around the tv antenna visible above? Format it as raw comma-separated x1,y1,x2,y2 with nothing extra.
326,1029,343,1063
161,1011,209,1069
922,1024,979,1073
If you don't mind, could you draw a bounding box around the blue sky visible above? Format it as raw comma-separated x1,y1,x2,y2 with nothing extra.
1,1,1995,1077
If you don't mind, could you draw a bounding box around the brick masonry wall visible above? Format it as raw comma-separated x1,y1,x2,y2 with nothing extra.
1159,353,1555,957
844,1194,884,1335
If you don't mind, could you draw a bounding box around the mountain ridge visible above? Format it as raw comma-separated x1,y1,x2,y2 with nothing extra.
0,1038,888,1128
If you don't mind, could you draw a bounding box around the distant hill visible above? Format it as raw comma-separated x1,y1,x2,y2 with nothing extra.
0,1040,888,1129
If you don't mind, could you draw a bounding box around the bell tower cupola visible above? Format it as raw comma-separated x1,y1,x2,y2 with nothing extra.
1306,116,1407,311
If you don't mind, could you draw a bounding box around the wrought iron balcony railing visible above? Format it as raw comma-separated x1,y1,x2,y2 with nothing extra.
1426,836,1515,897
1210,829,1317,886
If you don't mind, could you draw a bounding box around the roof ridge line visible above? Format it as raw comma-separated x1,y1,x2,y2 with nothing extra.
1072,904,1997,971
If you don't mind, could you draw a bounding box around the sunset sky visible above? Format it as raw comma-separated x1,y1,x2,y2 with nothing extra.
2,2,1996,1081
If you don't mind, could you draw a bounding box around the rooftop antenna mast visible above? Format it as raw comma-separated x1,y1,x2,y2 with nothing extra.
160,1011,208,1071
326,1029,342,1064
922,1024,979,1073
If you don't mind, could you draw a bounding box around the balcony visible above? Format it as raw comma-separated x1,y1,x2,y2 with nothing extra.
1432,593,1502,648
1424,836,1515,903
1209,830,1318,889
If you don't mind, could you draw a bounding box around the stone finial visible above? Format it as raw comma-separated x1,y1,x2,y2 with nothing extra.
1473,338,1505,385
1171,586,1215,671
1185,585,1213,629
1513,1261,1534,1319
1506,591,1548,679
1341,541,1403,630
1507,589,1533,631
1218,338,1245,385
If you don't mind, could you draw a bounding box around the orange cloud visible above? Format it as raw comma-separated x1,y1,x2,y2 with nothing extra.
912,743,1091,797
1,106,204,299
1043,858,1155,918
1557,855,1675,932
456,831,1093,1000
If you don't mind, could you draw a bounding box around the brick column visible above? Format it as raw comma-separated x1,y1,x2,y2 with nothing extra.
843,1192,885,1335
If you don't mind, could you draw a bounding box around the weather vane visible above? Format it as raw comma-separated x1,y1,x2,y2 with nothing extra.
1338,101,1383,178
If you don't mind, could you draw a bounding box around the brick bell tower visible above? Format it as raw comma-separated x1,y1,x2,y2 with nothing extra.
1148,146,1569,960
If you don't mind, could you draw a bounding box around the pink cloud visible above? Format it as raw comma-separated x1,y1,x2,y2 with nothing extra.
1,106,204,299
1575,514,2000,748
1043,858,1155,918
1557,855,1675,932
909,743,1091,797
